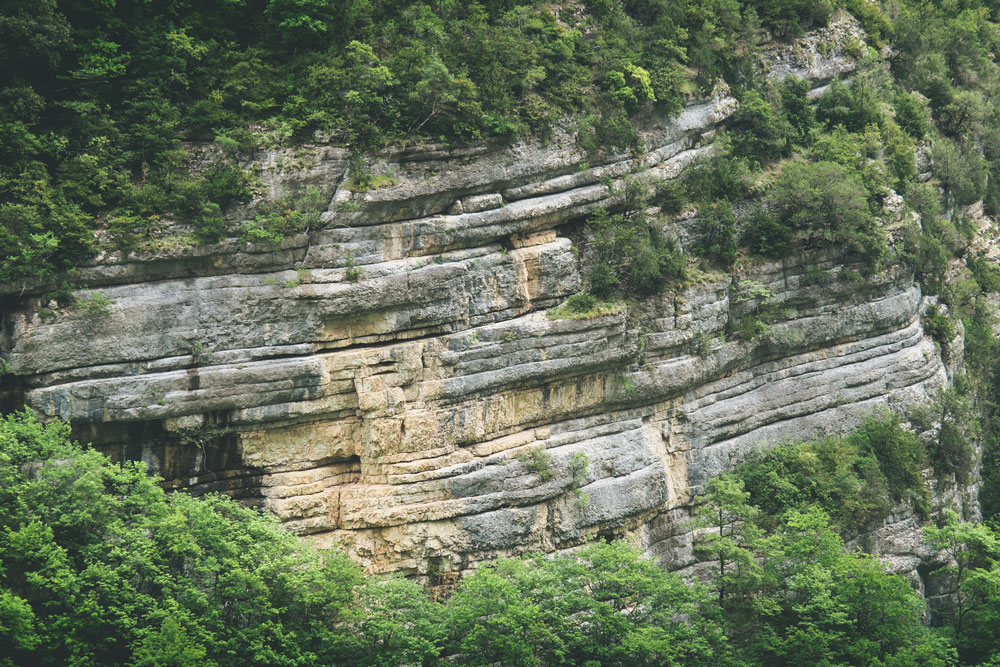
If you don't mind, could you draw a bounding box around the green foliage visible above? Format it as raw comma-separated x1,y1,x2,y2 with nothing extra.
934,138,988,208
881,118,918,189
562,292,598,315
923,511,1000,664
5,0,811,280
697,478,951,666
729,89,792,164
0,409,414,667
76,291,113,315
693,200,739,269
0,0,862,283
746,0,833,37
894,90,931,139
806,125,893,203
446,540,729,666
517,447,555,482
910,382,980,484
741,203,789,258
685,151,755,204
762,159,885,261
695,475,763,610
236,187,324,246
2,407,995,666
815,79,883,133
848,411,927,505
923,304,957,351
569,452,589,492
651,178,687,215
843,0,892,46
587,207,685,298
967,253,1000,294
902,183,969,294
344,254,364,282
779,76,818,145
736,412,929,533
202,163,253,209
547,293,624,320
728,279,781,340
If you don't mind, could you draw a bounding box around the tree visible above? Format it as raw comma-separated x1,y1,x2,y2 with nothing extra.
910,383,980,484
587,207,685,298
265,0,340,49
730,89,792,164
934,138,988,208
694,200,739,269
924,510,1000,663
445,541,730,666
780,76,817,145
695,475,765,613
894,90,931,139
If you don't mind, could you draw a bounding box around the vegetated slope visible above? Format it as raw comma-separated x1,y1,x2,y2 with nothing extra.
7,408,1000,667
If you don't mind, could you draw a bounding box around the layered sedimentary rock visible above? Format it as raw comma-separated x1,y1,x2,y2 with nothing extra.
0,14,967,579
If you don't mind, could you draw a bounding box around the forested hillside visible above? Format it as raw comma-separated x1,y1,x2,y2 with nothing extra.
5,0,1000,665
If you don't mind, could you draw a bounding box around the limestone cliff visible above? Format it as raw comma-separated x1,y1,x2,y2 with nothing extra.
0,15,970,581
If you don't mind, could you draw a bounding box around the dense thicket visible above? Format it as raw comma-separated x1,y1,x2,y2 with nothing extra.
4,409,1000,666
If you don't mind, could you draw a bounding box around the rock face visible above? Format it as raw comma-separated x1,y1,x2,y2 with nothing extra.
0,14,965,580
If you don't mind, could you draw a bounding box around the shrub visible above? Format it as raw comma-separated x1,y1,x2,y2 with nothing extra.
934,138,988,207
910,230,952,294
728,279,780,340
564,292,598,314
237,187,324,246
737,412,928,533
967,253,1000,293
924,303,956,350
202,163,252,208
766,160,884,261
547,294,624,320
652,179,687,214
779,76,817,145
517,447,555,481
344,254,364,282
746,0,833,37
848,412,926,503
843,0,892,45
741,203,790,258
587,208,685,298
881,118,917,189
76,292,113,315
729,90,792,164
893,90,930,139
910,384,979,484
816,79,883,133
693,200,738,269
685,152,755,204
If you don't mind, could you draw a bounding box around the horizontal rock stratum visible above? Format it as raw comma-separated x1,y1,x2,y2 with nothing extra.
0,15,958,580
